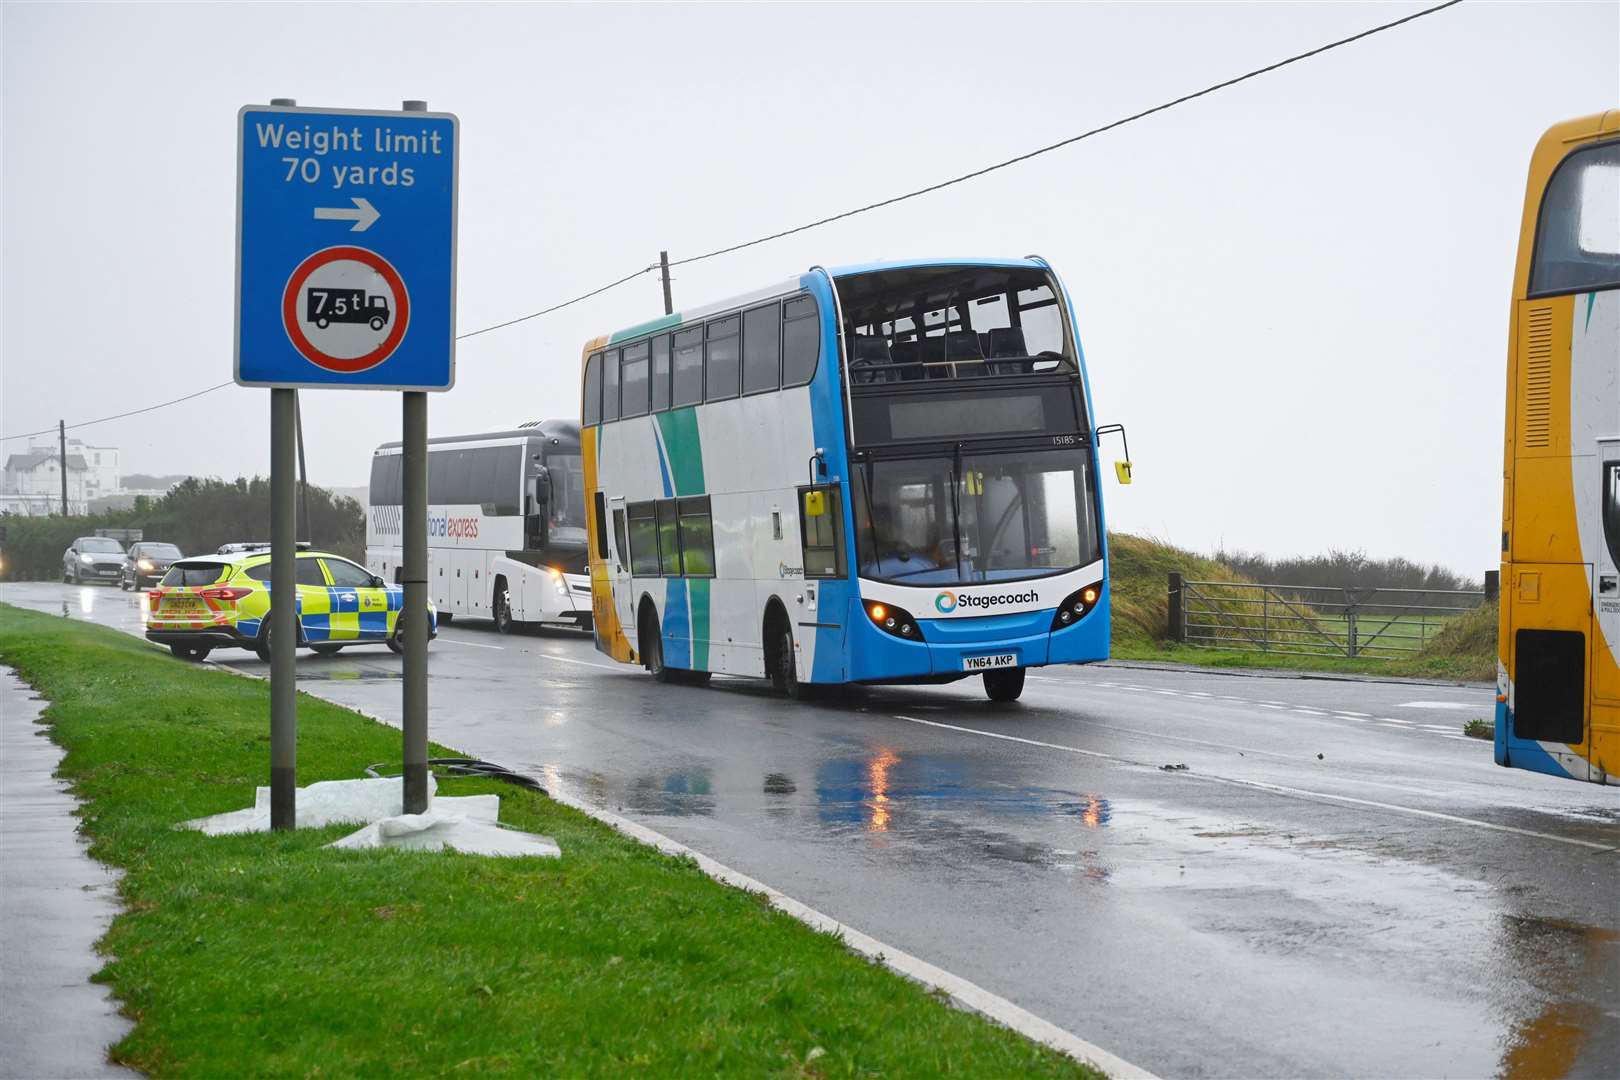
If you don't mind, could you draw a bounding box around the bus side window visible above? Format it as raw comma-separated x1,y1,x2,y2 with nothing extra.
602,347,622,422
1606,462,1620,571
593,491,609,562
672,327,704,407
706,316,740,402
656,500,680,575
621,340,651,418
783,295,820,386
742,302,781,394
627,502,660,576
612,509,629,572
677,497,715,576
798,484,844,578
583,353,602,426
1530,139,1620,297
651,334,672,412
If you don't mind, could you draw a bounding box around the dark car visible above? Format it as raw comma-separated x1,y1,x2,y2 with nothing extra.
62,536,127,585
120,541,183,591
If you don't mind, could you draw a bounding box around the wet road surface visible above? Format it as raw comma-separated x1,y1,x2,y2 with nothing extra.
7,581,1618,1078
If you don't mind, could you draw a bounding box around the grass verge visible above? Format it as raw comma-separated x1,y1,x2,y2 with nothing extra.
0,603,1099,1078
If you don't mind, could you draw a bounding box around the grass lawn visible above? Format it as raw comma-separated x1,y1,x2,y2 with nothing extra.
0,603,1100,1078
1112,639,1491,682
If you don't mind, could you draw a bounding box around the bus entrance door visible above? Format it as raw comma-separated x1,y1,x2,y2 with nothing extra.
1594,440,1620,712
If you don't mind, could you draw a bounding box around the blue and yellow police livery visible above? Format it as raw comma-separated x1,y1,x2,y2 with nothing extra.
145,548,436,662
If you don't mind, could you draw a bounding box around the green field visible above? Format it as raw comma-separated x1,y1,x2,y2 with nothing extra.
0,603,1100,1079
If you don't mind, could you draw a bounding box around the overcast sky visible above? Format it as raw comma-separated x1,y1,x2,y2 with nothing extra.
3,1,1615,574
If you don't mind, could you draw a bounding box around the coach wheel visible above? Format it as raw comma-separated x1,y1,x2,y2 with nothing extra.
493,580,513,634
169,644,211,662
983,667,1026,703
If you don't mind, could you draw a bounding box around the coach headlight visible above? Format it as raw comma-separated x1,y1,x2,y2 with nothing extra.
1051,583,1103,631
549,567,569,596
865,600,923,641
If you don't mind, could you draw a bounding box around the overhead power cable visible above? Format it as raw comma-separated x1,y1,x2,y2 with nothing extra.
4,0,1463,443
667,0,1465,268
1,381,236,443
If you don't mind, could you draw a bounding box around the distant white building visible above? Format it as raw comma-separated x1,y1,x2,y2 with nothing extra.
0,438,121,516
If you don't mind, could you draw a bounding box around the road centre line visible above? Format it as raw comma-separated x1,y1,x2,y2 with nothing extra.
889,715,1614,852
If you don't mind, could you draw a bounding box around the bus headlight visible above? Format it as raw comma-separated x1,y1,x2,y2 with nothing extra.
865,600,923,641
549,567,569,596
1051,584,1103,631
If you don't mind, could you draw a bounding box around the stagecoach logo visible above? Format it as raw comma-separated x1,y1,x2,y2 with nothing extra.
936,588,1040,613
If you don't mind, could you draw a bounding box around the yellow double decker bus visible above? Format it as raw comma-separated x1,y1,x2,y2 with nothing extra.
1498,110,1619,784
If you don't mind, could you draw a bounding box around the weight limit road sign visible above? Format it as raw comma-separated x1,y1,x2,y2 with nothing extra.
235,105,458,390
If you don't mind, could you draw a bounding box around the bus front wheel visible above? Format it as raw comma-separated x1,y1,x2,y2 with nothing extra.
983,667,1026,703
769,624,811,700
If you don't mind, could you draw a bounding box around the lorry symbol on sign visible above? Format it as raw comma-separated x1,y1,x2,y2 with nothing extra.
306,287,391,331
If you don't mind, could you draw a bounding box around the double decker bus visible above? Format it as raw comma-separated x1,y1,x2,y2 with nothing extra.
1498,110,1619,784
367,420,593,632
581,257,1116,701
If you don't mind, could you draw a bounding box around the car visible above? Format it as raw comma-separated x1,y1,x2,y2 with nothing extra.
144,548,436,662
62,536,127,585
120,541,184,591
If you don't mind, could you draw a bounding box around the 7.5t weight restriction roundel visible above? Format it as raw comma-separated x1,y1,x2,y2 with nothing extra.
281,245,411,374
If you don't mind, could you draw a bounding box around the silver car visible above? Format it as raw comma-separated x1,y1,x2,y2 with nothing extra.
62,536,127,585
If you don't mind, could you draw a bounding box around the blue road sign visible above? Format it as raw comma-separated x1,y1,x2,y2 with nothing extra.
235,105,458,391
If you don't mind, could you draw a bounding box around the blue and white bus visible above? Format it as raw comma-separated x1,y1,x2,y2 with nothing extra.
581,258,1115,701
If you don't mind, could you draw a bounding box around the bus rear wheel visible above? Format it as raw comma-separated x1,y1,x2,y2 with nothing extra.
642,611,674,683
493,580,513,634
983,667,1026,702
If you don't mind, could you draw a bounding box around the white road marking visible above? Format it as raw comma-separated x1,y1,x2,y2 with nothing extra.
1395,701,1480,710
535,651,624,672
1376,718,1415,725
1294,709,1328,716
436,637,505,650
889,715,1614,852
1337,711,1372,718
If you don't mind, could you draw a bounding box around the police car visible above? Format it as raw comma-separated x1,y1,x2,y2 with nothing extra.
145,547,435,662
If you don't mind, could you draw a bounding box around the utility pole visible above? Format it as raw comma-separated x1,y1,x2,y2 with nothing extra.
659,250,673,316
294,391,311,544
58,420,68,516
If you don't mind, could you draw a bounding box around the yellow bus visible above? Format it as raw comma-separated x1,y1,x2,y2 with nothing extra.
1498,110,1619,784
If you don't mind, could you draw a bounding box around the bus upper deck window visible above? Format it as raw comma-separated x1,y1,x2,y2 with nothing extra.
583,353,603,426
706,316,741,401
651,335,672,412
1530,140,1620,297
602,347,622,422
621,340,651,418
783,295,820,386
672,327,703,407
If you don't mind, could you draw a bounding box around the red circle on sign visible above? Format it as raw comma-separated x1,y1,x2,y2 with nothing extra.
281,246,411,373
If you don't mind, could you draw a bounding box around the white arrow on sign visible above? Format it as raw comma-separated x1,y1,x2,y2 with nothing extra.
313,197,380,232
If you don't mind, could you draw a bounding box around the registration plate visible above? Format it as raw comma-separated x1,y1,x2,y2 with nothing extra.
962,653,1017,672
162,597,204,613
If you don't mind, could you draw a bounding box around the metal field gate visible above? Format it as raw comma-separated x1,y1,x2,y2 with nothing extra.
1167,574,1489,659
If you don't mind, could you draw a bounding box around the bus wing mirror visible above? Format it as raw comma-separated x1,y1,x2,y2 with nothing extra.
1096,424,1133,485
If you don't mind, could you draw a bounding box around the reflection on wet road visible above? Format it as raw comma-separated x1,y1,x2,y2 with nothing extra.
6,581,1617,1078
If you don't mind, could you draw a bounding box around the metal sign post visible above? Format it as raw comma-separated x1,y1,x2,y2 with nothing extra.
235,96,457,829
